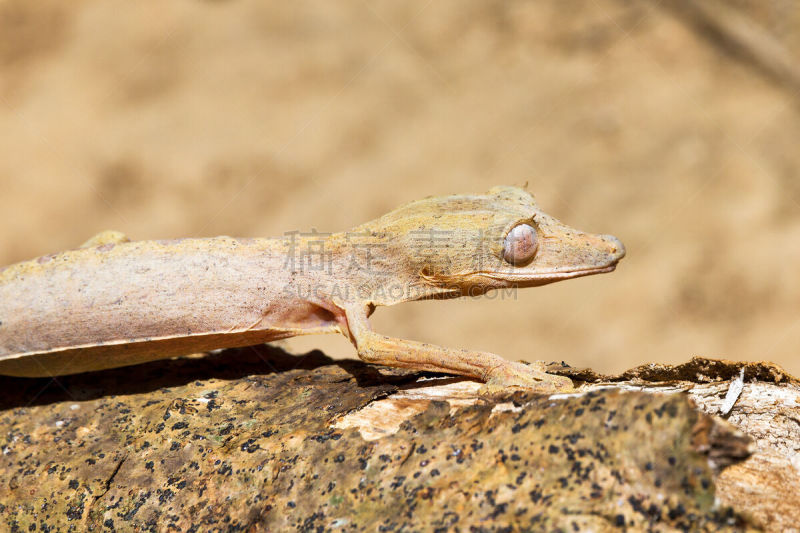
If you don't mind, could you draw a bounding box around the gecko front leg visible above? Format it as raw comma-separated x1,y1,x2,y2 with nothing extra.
343,305,573,394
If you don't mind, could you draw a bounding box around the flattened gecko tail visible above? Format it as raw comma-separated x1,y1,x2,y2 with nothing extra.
80,230,131,249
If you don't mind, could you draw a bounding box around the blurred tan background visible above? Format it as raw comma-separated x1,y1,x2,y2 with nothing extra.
1,0,799,375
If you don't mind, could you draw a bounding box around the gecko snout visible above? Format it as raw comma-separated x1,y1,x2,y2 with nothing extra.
602,234,626,262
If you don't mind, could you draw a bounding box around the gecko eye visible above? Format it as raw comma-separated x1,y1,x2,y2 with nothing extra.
502,224,538,265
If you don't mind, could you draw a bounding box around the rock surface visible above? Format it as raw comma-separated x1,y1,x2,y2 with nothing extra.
0,349,792,531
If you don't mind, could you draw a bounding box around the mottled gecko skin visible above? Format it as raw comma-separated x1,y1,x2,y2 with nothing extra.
0,186,624,391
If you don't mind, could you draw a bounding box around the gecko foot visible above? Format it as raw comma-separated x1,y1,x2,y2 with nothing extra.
80,230,130,249
479,361,574,395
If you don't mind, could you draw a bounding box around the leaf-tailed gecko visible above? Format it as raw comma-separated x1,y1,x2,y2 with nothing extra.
0,186,624,392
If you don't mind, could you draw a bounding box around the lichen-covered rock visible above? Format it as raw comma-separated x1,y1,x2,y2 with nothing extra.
0,348,754,531
553,357,800,531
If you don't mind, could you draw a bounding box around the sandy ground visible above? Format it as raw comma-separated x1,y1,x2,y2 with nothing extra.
1,0,799,375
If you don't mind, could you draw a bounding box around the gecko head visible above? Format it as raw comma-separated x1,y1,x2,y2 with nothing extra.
365,186,625,298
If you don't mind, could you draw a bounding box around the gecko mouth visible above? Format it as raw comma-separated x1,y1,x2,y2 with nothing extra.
480,264,617,282
541,264,617,280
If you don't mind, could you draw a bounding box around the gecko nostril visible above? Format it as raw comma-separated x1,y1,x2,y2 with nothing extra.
602,235,626,260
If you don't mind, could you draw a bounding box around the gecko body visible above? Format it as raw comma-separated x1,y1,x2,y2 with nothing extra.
0,186,624,392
